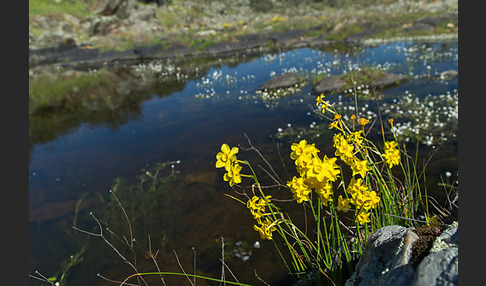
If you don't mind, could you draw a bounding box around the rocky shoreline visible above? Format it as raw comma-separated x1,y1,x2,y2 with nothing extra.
29,0,458,72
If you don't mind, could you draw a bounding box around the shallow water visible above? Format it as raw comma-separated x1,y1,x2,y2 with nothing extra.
29,40,458,285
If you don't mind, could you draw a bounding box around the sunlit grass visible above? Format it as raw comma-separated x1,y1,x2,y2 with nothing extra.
29,0,91,18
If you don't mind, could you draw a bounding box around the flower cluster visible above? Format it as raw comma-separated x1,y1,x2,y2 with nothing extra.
215,143,242,186
247,195,276,240
287,139,340,206
382,141,400,168
216,144,278,240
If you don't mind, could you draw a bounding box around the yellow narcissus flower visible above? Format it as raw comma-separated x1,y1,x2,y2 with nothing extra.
367,191,380,209
306,155,340,183
358,118,369,126
348,130,364,147
333,134,354,164
382,141,400,168
356,211,371,225
215,143,239,171
287,176,311,203
346,177,368,202
350,158,371,178
254,218,276,240
247,195,272,220
337,195,351,212
315,182,333,206
316,94,331,113
290,140,319,167
223,162,242,186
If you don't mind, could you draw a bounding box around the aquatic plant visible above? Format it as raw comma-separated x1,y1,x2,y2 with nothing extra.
215,92,449,284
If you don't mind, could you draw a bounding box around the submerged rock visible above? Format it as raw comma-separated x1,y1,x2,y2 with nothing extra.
313,74,347,94
258,72,307,91
313,72,407,95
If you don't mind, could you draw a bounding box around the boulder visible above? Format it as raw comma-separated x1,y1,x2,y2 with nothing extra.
91,0,124,16
411,222,458,286
345,225,419,286
258,72,307,91
346,223,458,286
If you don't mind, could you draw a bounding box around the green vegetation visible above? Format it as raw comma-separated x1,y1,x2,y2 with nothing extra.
29,0,91,18
29,72,102,113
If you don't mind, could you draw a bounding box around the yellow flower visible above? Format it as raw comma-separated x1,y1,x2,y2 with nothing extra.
337,195,351,212
216,143,238,171
354,191,371,211
315,182,333,206
287,176,311,203
333,133,354,164
350,158,371,178
254,218,276,240
290,140,319,167
306,155,340,183
223,162,242,186
348,130,364,147
346,177,368,204
356,210,371,225
367,191,380,209
382,141,400,168
384,141,398,151
328,120,339,130
316,94,330,113
358,118,369,126
247,195,272,220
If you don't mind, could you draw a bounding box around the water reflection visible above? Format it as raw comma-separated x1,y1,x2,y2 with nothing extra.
29,40,458,286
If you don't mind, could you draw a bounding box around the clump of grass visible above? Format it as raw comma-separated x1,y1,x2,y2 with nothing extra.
215,89,450,284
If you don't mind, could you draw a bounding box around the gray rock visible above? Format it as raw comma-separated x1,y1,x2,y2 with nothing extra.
411,247,458,286
345,225,419,286
258,72,307,91
346,223,459,286
371,73,408,89
92,0,123,16
313,74,346,94
313,73,407,95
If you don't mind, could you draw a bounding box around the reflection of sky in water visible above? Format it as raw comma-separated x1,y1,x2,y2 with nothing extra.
29,41,458,207
29,41,458,285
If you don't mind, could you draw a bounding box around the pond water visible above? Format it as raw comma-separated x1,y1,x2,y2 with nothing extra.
29,40,458,285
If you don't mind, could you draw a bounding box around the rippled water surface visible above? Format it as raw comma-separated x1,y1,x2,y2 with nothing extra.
29,40,458,285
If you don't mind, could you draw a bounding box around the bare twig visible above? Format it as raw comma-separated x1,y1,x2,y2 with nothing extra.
241,133,284,185
254,269,270,286
73,212,147,285
97,273,140,286
192,247,197,286
173,249,195,286
220,236,225,285
148,235,166,286
29,271,55,285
